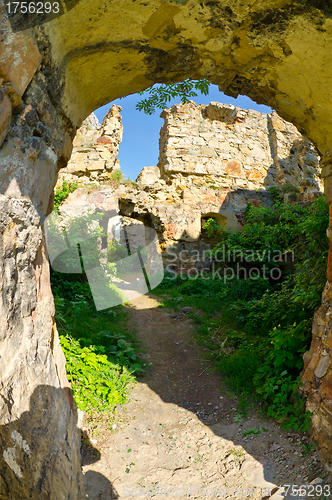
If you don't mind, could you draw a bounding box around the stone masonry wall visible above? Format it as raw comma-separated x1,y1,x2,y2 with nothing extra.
57,104,123,185
158,101,322,194
0,9,83,500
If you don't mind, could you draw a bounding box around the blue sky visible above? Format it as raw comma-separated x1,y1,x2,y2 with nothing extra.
94,84,272,181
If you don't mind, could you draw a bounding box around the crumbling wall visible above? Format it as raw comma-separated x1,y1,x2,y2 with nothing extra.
2,0,332,494
0,8,83,500
57,105,123,185
64,101,322,276
158,101,322,195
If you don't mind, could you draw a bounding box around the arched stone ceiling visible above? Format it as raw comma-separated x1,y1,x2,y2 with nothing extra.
41,0,332,166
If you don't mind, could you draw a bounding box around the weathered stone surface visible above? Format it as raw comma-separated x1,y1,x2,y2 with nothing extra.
60,103,323,276
0,94,12,148
0,2,41,97
137,166,161,185
58,106,122,184
315,355,330,379
159,102,322,194
2,0,332,494
0,43,82,497
0,196,83,500
301,281,332,471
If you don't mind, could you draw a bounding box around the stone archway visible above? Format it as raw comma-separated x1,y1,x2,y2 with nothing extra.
2,1,332,496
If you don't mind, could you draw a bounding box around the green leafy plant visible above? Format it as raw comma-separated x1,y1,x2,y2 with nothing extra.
109,169,124,182
54,181,78,212
136,79,210,115
301,440,316,456
202,218,226,239
51,224,145,414
60,335,135,413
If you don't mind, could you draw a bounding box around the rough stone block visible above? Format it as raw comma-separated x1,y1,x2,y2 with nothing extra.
87,151,100,160
136,166,160,185
325,177,332,204
60,133,74,164
245,170,264,181
99,149,114,159
97,136,112,144
67,162,87,173
0,23,41,96
181,216,201,241
320,378,332,401
315,355,330,379
0,94,12,148
225,160,242,177
86,160,105,171
321,164,332,178
182,189,198,204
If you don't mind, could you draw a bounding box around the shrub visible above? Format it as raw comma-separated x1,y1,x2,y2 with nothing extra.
60,335,135,413
54,181,78,212
109,169,123,182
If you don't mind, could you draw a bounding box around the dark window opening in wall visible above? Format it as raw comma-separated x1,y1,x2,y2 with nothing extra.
200,213,228,241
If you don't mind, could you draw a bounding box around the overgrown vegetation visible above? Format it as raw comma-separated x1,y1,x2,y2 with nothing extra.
51,182,145,415
54,180,78,212
52,270,145,414
202,217,226,239
109,168,124,182
155,195,328,431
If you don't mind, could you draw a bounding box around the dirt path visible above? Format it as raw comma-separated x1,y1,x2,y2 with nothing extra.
81,294,325,499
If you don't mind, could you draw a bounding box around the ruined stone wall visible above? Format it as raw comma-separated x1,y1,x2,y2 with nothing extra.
158,101,322,194
57,105,123,185
3,0,332,494
60,102,323,274
0,8,83,500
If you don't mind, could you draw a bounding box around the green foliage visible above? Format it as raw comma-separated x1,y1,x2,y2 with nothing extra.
202,218,226,239
242,425,267,437
107,239,129,264
50,211,107,274
54,181,78,212
60,335,135,413
301,440,316,455
154,196,329,431
53,274,145,373
109,169,124,182
268,184,299,203
51,232,145,413
136,79,210,115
